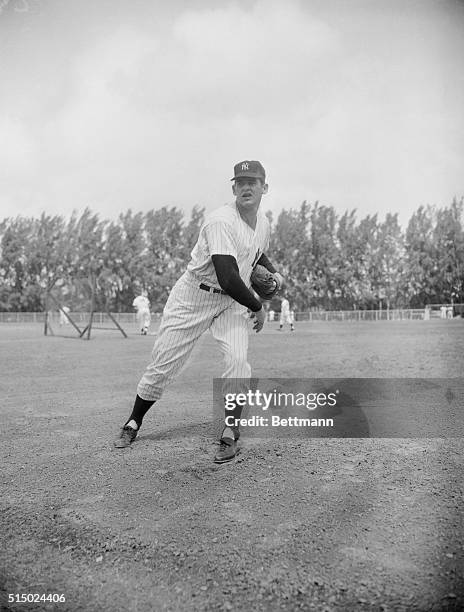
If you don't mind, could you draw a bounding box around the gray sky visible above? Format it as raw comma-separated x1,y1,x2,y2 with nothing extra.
1,0,463,227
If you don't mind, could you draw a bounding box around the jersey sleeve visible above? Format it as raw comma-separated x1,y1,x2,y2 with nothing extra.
203,221,238,258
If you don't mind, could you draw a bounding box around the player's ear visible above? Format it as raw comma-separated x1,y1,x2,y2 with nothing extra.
262,182,268,194
232,182,237,196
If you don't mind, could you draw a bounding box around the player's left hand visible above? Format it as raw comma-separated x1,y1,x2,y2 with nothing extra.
273,272,284,291
250,265,279,300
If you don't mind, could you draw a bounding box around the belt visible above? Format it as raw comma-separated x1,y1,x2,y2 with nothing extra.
199,283,227,295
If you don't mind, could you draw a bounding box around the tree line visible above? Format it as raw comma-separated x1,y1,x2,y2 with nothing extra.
0,198,463,313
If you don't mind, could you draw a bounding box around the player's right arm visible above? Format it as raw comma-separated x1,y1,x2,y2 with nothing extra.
212,256,265,332
205,219,265,331
212,255,262,313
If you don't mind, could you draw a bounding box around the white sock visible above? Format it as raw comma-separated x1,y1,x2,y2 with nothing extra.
126,419,138,430
222,426,235,440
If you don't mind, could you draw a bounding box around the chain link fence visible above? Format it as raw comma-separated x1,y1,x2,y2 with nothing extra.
0,312,161,324
1,305,463,324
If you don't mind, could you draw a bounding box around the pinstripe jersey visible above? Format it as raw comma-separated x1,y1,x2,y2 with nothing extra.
187,202,270,288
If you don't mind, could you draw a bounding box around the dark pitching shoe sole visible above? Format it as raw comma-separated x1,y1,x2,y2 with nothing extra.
213,438,239,464
113,426,138,448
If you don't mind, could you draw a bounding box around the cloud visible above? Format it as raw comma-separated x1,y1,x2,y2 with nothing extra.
0,0,463,223
6,3,341,213
120,1,341,120
0,115,36,168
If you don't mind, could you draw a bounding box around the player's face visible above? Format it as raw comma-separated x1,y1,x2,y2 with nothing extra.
232,177,268,209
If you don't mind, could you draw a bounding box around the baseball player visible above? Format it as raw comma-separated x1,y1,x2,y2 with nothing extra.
114,160,283,463
59,305,70,326
132,291,151,335
279,296,294,331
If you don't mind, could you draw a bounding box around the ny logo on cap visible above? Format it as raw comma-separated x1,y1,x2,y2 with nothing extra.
241,162,249,171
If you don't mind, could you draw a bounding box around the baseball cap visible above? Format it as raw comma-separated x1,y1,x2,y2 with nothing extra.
231,160,266,182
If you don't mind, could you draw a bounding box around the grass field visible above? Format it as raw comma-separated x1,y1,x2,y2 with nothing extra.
1,319,463,611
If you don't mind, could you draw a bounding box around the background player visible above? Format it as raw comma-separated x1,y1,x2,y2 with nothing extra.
114,160,283,463
279,295,295,332
59,305,70,326
132,290,151,335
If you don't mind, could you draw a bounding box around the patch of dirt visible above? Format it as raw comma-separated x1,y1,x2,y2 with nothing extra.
0,321,463,611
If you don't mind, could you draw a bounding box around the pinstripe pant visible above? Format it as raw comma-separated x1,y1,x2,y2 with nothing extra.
137,271,251,401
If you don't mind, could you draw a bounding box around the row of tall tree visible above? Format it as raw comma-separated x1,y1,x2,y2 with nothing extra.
0,199,463,312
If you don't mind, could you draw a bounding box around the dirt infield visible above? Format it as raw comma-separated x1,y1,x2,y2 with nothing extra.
1,320,463,612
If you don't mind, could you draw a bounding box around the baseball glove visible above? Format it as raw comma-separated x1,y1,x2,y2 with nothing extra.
250,264,279,300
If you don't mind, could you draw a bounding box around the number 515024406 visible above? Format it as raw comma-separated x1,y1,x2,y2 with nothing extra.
8,594,66,603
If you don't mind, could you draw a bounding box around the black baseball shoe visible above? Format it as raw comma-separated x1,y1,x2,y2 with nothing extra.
114,425,138,448
214,437,238,463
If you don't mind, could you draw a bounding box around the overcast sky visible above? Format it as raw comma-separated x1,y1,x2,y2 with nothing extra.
1,0,463,227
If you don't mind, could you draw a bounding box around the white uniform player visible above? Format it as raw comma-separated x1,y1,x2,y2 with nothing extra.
279,297,295,331
132,292,151,335
59,306,70,326
114,160,283,463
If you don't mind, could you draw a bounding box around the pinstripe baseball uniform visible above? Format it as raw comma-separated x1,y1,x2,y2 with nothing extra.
137,202,271,401
114,160,279,462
